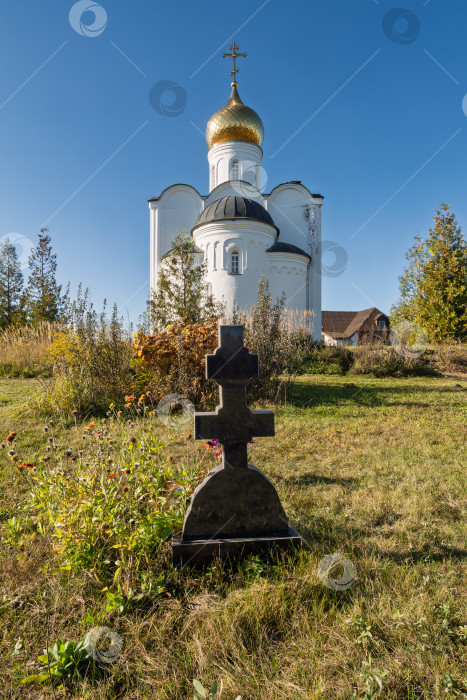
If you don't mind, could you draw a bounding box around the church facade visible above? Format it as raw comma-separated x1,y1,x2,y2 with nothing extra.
149,45,323,340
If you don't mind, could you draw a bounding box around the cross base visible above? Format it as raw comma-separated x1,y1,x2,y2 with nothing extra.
172,527,301,567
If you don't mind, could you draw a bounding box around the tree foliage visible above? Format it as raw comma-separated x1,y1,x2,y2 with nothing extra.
391,204,467,342
23,228,63,323
149,231,222,330
0,239,24,328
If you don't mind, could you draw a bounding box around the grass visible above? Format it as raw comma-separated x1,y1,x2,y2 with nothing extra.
0,373,466,699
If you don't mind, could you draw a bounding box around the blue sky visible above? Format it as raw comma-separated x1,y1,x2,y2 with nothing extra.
0,0,466,321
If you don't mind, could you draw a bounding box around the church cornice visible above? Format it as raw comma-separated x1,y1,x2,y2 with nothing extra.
148,183,206,203
265,181,324,202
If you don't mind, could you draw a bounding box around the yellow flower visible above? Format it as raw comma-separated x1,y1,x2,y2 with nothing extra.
109,403,114,410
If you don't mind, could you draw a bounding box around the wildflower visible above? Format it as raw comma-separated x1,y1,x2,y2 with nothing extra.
168,455,174,462
185,433,192,440
117,411,123,417
71,456,77,462
71,410,79,417
46,445,51,451
6,432,16,443
84,421,95,431
124,468,131,475
8,449,14,457
10,454,18,462
105,458,112,465
204,441,214,449
129,437,136,444
212,439,220,446
109,403,114,410
125,395,136,402
78,450,84,456
215,447,222,459
23,462,34,469
148,410,155,416
43,426,49,432
47,436,53,443
136,409,142,415
65,448,72,457
107,439,113,445
106,411,111,417
122,486,129,493
133,462,139,468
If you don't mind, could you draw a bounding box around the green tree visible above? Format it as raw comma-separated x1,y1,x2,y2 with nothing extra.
149,231,222,330
0,238,24,328
23,228,63,322
391,204,467,342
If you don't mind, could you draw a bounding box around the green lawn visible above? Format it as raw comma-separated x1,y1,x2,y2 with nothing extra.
0,374,466,699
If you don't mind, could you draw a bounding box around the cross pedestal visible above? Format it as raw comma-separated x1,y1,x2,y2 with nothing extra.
172,325,301,566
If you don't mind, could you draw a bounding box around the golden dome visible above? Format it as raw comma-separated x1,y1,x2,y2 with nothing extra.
206,83,264,149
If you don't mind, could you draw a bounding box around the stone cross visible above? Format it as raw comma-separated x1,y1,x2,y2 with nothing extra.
172,325,301,566
195,325,274,471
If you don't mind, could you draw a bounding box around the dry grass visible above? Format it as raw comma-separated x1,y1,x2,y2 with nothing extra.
0,322,56,377
0,374,466,699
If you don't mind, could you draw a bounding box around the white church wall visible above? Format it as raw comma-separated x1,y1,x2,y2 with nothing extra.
267,253,309,314
149,185,203,293
207,140,263,191
193,219,276,314
205,180,264,206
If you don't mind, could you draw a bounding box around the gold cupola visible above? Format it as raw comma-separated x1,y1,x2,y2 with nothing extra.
206,42,264,149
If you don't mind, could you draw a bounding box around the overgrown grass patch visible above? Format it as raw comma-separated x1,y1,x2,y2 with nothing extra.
0,375,466,698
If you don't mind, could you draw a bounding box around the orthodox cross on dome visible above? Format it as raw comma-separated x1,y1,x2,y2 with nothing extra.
222,42,247,86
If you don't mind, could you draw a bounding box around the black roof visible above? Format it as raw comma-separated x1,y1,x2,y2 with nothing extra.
266,241,311,261
193,196,275,228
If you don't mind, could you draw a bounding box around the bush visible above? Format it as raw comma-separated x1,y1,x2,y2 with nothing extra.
234,278,315,400
35,288,133,417
350,344,435,377
133,318,219,407
299,344,354,375
1,409,209,588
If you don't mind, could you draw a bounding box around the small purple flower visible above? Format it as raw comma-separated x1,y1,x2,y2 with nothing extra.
212,439,220,446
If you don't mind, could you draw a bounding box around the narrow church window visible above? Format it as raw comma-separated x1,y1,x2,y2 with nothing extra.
211,164,216,188
230,250,240,274
230,159,239,180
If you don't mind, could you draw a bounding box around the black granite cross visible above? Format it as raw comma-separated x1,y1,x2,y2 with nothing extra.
194,326,274,470
172,324,301,565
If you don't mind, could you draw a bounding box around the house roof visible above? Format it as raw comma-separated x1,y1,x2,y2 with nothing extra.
321,308,388,339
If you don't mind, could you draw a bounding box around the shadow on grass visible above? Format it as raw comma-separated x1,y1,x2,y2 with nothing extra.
286,380,463,409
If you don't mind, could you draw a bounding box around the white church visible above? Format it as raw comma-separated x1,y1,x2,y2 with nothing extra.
149,44,323,341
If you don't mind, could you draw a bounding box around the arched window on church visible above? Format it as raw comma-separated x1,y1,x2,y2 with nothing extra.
230,250,240,274
230,159,239,180
211,164,216,189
